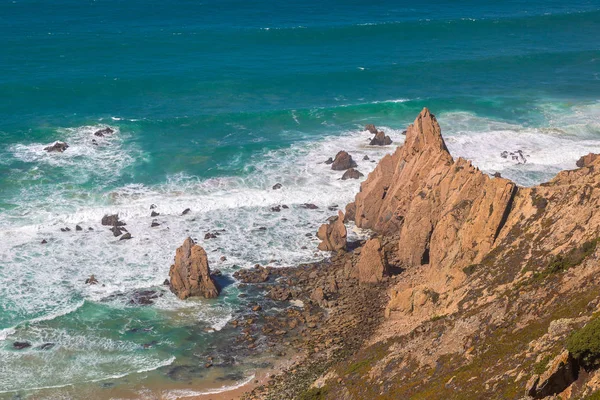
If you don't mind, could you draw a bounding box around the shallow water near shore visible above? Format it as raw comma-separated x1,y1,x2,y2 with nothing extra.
1,0,600,397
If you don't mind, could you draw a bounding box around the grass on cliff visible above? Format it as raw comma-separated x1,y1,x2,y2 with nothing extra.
536,238,599,279
299,387,329,400
567,315,600,370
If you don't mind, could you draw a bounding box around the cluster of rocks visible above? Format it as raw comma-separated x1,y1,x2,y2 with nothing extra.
43,126,115,153
324,151,364,180
501,149,529,164
365,124,392,146
101,214,132,240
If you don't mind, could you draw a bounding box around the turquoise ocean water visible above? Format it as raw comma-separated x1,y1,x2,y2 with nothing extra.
1,0,600,397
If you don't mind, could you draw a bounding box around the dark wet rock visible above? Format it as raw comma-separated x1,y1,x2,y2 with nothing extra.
151,211,160,217
401,130,407,135
282,205,289,209
363,155,370,161
163,279,170,286
151,220,160,227
129,289,162,305
120,233,132,240
341,168,364,180
234,266,270,283
493,172,502,178
85,275,99,285
60,227,71,232
301,203,319,210
39,343,55,351
101,214,126,227
111,226,124,237
182,208,191,215
369,131,392,146
76,225,83,231
272,183,282,190
41,239,47,244
88,227,94,231
94,127,114,137
212,269,223,277
220,256,227,262
44,142,69,153
324,157,334,165
501,151,509,158
13,341,31,350
365,124,378,134
142,340,158,349
166,365,204,381
271,205,281,212
331,151,357,171
150,204,157,209
204,232,218,240
92,139,98,145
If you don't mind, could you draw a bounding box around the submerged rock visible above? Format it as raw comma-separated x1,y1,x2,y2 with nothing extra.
93,127,114,137
331,151,357,171
169,237,219,299
13,341,31,350
44,141,69,153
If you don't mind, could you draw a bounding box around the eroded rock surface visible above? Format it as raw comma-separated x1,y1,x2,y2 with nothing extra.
316,211,347,252
169,237,219,299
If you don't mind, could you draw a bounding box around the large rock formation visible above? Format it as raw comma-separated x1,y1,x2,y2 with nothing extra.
169,237,219,299
347,108,516,271
356,237,388,283
369,130,392,146
44,141,69,152
317,211,347,252
331,151,357,171
576,153,599,168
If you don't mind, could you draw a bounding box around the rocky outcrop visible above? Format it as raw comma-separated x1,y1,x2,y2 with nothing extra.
576,153,599,168
101,214,126,226
169,237,219,300
316,211,347,252
370,130,392,146
94,127,114,137
527,350,579,398
341,168,364,180
348,108,516,271
44,141,69,152
331,151,357,171
356,238,388,283
365,124,378,134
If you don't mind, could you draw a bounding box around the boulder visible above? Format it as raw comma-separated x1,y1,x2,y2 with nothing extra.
182,208,191,215
324,157,334,165
151,220,160,227
272,183,282,190
301,203,319,210
151,211,160,217
94,127,114,137
370,131,392,146
317,211,347,252
13,341,31,350
527,350,579,398
120,233,132,240
365,124,378,134
310,287,327,307
356,238,388,283
44,142,69,153
85,275,99,285
75,225,83,231
331,151,357,171
341,168,364,180
101,214,126,226
169,237,219,299
576,153,600,168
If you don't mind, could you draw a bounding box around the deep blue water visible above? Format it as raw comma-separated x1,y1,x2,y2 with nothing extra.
1,0,599,397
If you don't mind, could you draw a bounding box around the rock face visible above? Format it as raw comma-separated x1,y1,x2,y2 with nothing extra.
348,108,516,271
576,153,599,168
169,237,219,300
356,238,388,283
527,351,579,398
341,168,364,180
102,214,126,226
94,127,114,137
331,151,357,171
316,211,347,252
44,142,69,152
370,131,392,146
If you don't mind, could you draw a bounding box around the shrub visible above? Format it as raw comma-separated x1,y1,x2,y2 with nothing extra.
545,238,598,275
299,387,329,400
567,316,600,370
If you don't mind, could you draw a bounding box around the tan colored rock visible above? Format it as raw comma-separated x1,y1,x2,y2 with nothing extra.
370,131,392,146
169,237,219,299
356,237,388,283
317,211,347,252
352,108,516,271
527,350,578,398
341,168,364,180
576,153,599,168
365,124,378,134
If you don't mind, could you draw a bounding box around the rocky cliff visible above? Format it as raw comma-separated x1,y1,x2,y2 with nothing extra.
247,109,600,400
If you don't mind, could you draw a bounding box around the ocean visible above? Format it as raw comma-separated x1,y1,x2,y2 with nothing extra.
1,0,599,397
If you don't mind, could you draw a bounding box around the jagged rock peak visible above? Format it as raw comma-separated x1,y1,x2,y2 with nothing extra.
169,237,219,300
403,107,449,156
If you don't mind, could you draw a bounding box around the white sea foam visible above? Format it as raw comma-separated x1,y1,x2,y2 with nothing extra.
162,374,255,399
